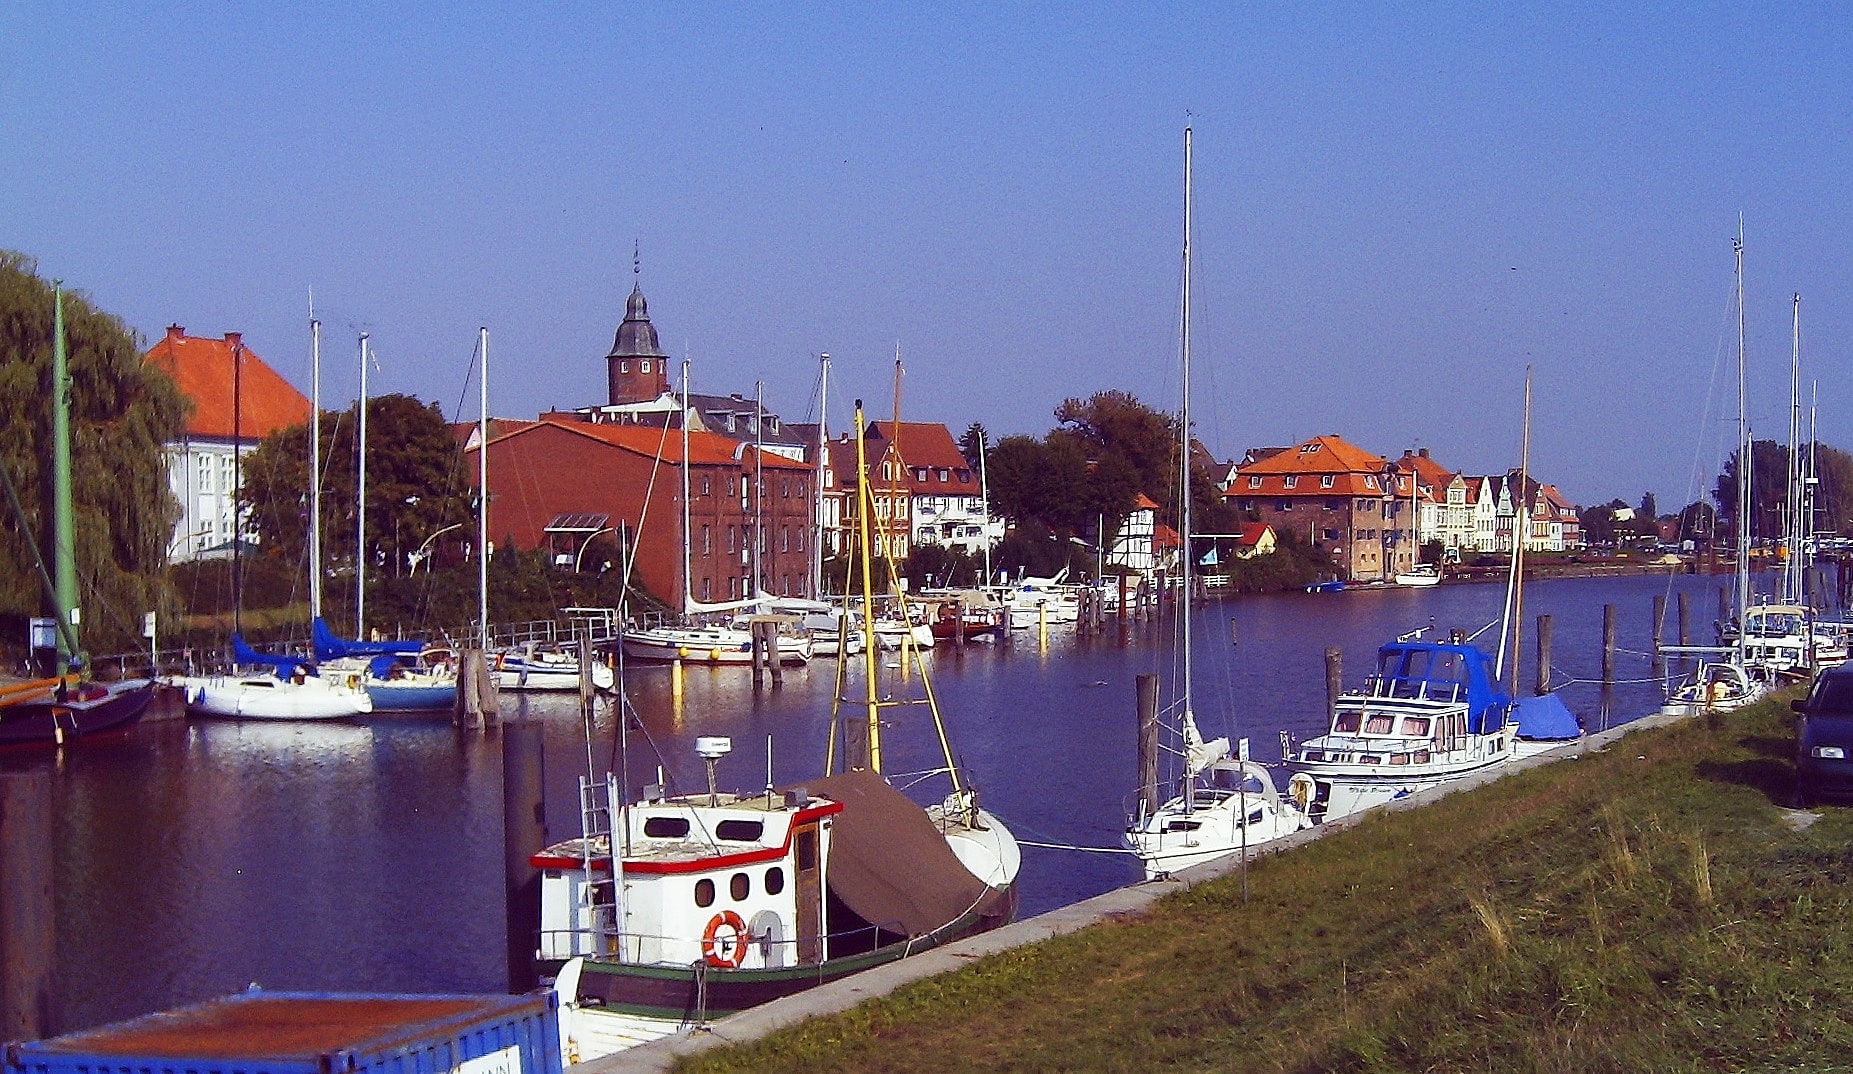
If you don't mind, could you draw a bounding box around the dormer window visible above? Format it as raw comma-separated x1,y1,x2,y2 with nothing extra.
1284,476,1298,489
1323,475,1337,489
1248,475,1261,489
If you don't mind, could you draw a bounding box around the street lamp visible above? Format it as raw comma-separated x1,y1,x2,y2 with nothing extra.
408,523,464,575
574,527,617,573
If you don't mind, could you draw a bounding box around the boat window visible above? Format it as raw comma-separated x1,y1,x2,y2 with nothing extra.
695,878,715,908
730,872,750,901
1164,820,1201,833
1389,753,1410,765
1358,754,1382,764
1413,750,1431,764
765,867,785,896
1363,715,1394,734
1400,717,1431,736
1334,712,1361,733
715,819,764,842
796,829,817,871
643,816,691,839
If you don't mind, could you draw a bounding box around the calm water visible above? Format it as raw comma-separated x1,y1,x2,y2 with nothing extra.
5,572,1752,1032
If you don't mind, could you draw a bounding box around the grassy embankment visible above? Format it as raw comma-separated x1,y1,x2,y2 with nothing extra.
679,698,1853,1073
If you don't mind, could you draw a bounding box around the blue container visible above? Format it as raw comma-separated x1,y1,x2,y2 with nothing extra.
5,991,561,1074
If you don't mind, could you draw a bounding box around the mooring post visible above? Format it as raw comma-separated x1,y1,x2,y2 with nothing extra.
454,649,500,728
1228,616,1239,648
1677,590,1690,647
502,716,545,994
1136,673,1160,821
1601,603,1617,687
1718,584,1730,628
1,771,54,1041
771,621,784,685
750,621,767,687
1535,613,1553,696
1651,593,1666,674
1325,646,1343,725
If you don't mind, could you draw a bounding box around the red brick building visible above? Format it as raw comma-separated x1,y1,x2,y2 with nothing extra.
1224,434,1399,581
468,417,814,610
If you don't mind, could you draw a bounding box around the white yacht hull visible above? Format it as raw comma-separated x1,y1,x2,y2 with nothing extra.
176,673,373,720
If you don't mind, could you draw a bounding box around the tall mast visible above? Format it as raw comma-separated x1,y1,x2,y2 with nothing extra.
977,428,993,586
50,282,81,671
231,330,244,640
681,357,692,613
1735,224,1751,627
812,353,829,599
1502,367,1533,694
309,311,323,621
478,327,490,645
1785,293,1803,604
1179,125,1195,736
356,332,370,638
853,400,882,774
753,379,765,599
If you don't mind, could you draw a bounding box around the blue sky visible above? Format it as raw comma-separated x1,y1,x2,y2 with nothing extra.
5,3,1850,510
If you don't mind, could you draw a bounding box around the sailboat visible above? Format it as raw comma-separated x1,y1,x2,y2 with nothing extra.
532,399,1018,1059
1124,128,1308,879
0,281,156,746
1662,228,1777,713
173,326,370,721
304,326,460,710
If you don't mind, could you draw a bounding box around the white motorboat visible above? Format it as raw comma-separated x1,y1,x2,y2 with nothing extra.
619,625,812,666
493,643,617,691
1393,564,1441,587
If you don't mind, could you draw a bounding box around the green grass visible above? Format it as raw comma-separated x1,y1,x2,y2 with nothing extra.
676,699,1853,1073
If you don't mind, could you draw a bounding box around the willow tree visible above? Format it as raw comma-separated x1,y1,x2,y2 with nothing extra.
0,251,186,653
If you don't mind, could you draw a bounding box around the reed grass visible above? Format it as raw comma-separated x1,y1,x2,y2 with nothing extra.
677,697,1853,1073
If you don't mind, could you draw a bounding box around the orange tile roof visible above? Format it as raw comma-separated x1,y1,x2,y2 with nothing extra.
867,421,977,494
1230,434,1391,498
1131,493,1162,511
145,326,311,440
478,418,808,469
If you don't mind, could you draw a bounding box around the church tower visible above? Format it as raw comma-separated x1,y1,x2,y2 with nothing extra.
605,257,670,405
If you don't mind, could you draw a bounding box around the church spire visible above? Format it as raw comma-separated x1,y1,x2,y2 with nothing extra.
606,250,669,405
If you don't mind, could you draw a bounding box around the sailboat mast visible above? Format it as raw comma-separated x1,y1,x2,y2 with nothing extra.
853,400,882,774
978,428,993,586
813,353,828,599
754,379,765,598
1735,226,1751,627
1179,125,1194,734
232,332,244,640
1785,293,1803,604
309,313,323,621
356,332,370,638
478,327,490,646
1509,368,1533,695
681,357,692,614
50,282,80,672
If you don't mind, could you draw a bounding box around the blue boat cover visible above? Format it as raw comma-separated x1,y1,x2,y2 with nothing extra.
1373,641,1512,734
1514,692,1581,740
313,616,424,660
232,634,315,680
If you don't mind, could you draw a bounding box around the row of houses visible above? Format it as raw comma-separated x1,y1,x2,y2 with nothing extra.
146,282,1004,609
1224,434,1581,581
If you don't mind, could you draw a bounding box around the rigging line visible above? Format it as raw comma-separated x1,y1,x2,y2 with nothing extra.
1016,839,1135,856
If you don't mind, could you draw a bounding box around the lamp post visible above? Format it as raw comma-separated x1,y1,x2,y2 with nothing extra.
574,527,617,573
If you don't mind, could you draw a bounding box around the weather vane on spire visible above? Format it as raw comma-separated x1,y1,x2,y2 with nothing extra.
633,239,640,278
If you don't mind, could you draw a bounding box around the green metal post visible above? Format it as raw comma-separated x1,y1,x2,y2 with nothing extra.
51,283,81,672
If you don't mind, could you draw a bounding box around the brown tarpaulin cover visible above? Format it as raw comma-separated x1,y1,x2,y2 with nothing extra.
797,769,1005,937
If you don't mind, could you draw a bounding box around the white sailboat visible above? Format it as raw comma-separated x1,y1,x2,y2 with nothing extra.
1125,128,1307,879
175,322,370,721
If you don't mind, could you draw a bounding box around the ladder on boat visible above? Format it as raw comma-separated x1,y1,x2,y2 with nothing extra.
577,773,622,955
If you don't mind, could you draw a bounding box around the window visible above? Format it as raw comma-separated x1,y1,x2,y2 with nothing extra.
701,578,712,601
1321,475,1335,489
695,878,715,908
781,526,790,552
1283,475,1298,489
643,816,690,838
700,475,711,496
702,525,711,554
1277,500,1293,511
730,873,750,900
796,830,817,870
619,361,629,374
1248,475,1261,489
1364,714,1395,734
716,819,763,841
1363,475,1377,490
781,477,790,497
196,454,214,493
641,360,651,373
727,526,736,553
728,576,738,598
1335,712,1361,733
937,468,948,481
764,867,785,895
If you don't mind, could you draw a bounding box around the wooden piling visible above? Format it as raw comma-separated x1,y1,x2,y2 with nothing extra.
1677,590,1690,646
1535,613,1553,696
1325,646,1343,725
1651,593,1666,674
1601,603,1617,687
454,649,499,728
1,771,54,1041
502,717,545,994
1136,673,1160,821
1228,616,1239,648
751,621,768,687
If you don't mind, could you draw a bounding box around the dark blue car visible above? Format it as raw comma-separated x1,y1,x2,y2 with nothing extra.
1793,665,1853,806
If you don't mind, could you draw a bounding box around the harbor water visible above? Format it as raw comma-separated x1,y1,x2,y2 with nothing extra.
5,572,1755,1033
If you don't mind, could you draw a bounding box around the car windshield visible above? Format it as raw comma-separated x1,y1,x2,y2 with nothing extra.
1812,675,1853,716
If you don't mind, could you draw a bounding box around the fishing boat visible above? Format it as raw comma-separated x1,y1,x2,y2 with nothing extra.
1125,128,1308,879
0,283,156,745
533,400,1019,1058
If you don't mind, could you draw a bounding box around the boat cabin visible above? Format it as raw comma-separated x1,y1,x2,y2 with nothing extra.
1300,641,1512,764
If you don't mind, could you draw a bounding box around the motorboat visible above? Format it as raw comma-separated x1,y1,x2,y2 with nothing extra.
1393,564,1441,587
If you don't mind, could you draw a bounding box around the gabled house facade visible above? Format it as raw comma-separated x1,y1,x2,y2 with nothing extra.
145,326,312,562
1225,434,1401,581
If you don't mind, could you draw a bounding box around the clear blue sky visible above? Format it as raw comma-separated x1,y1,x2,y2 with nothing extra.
6,3,1849,511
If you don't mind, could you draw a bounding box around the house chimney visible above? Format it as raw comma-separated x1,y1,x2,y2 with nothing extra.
223,331,242,350
1419,447,1429,458
166,324,185,342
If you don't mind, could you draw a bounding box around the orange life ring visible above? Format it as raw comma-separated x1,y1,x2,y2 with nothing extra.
701,910,749,968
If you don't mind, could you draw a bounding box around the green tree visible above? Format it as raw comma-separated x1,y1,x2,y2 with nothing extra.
1053,389,1179,517
1714,439,1791,542
957,422,990,469
0,252,186,653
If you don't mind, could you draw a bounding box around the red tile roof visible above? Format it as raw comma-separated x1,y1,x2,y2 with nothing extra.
1230,434,1390,497
478,418,808,469
868,421,978,494
145,326,312,440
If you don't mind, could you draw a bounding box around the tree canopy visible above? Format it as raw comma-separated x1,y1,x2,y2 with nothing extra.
0,252,186,653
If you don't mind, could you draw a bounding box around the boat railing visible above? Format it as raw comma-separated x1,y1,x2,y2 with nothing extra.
1359,674,1465,706
541,916,909,968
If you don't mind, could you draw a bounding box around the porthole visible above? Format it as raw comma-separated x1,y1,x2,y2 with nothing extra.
765,867,785,896
694,878,715,908
730,872,750,901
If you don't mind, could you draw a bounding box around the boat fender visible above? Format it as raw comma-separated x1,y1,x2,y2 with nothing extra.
701,910,749,968
709,648,723,662
1288,772,1316,809
678,646,691,658
347,674,360,689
